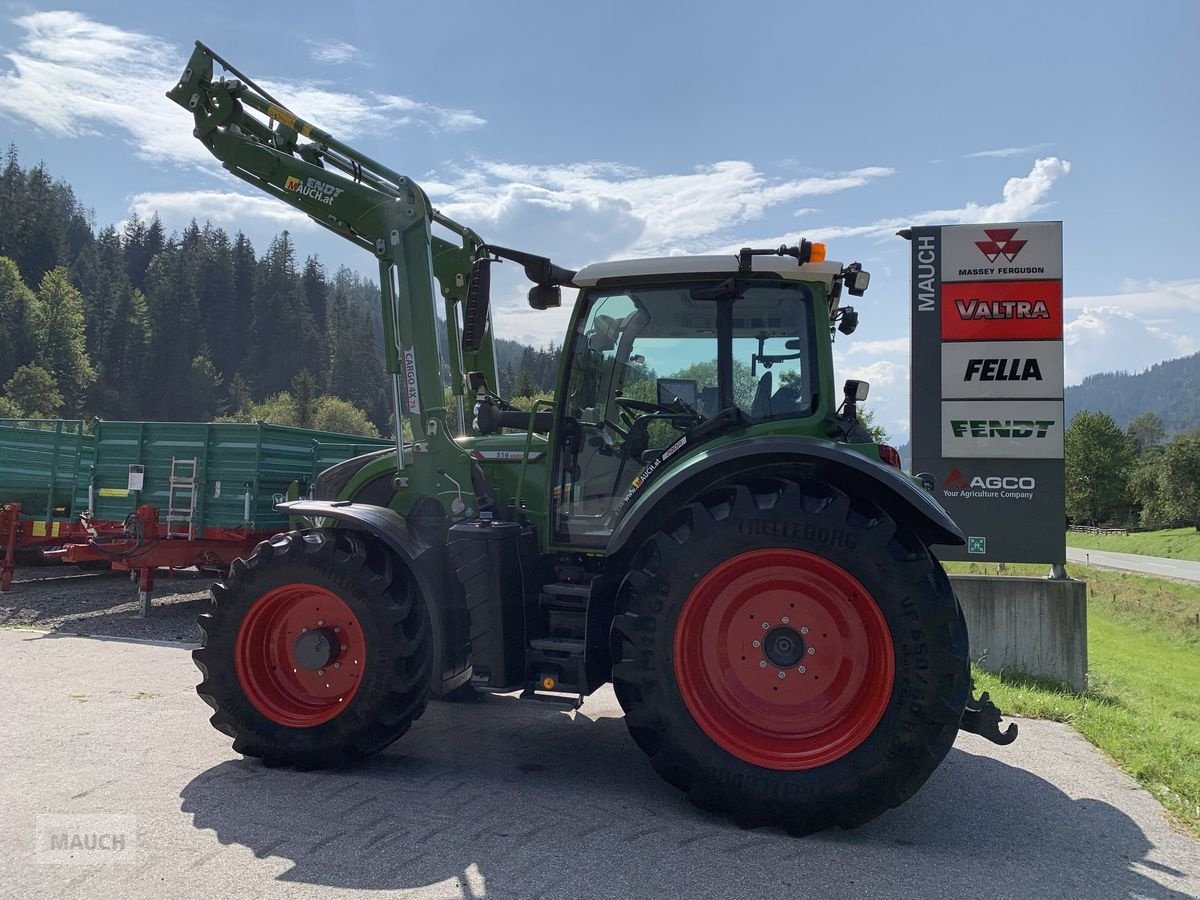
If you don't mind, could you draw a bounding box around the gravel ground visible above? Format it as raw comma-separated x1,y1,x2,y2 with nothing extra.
0,564,210,644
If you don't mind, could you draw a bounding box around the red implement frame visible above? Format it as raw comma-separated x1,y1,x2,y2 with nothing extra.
45,505,277,615
1,502,127,592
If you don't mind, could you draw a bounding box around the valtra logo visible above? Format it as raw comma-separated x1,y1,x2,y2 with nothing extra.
975,228,1027,264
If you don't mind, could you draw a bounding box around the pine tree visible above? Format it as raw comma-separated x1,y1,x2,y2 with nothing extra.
32,268,95,415
0,145,24,265
0,256,37,385
3,364,62,418
16,165,70,286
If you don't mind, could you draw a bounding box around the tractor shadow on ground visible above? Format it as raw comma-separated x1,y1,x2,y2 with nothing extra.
180,694,1189,899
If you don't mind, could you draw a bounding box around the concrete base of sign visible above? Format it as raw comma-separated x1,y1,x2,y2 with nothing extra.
949,574,1088,693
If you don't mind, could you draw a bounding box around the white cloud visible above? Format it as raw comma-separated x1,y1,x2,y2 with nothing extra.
1064,305,1198,385
306,40,360,65
730,157,1072,247
0,11,207,165
843,336,910,357
127,190,315,230
1064,277,1200,312
428,160,894,264
0,11,484,168
964,143,1052,159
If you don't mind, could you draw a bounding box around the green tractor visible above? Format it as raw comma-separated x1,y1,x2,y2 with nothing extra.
170,43,1014,834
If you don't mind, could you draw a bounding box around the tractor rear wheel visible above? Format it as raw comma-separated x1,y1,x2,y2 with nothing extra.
610,477,969,833
193,529,432,768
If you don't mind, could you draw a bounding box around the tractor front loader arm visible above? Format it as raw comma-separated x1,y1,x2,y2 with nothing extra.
166,42,498,438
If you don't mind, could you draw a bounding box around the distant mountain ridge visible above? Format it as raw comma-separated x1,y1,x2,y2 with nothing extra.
1064,351,1200,433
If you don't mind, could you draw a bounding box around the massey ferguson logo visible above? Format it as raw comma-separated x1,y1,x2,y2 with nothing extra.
943,467,1036,499
975,228,1026,263
955,299,1050,320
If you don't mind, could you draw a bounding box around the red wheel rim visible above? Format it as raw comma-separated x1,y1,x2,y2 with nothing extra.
234,583,366,727
673,548,894,770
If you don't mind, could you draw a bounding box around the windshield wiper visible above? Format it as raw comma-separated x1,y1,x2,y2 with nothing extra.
690,278,748,301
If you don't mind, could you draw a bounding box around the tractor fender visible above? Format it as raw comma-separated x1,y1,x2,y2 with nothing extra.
275,499,472,695
606,436,964,559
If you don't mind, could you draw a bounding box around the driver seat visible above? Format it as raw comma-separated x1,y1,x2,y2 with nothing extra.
751,371,773,418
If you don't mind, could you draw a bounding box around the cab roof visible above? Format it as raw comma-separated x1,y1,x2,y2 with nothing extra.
573,256,843,288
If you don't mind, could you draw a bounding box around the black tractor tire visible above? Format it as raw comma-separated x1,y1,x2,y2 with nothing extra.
193,528,432,768
610,476,969,834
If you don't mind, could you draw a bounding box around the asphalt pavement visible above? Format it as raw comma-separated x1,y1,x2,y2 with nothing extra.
1067,545,1200,583
1,628,1198,900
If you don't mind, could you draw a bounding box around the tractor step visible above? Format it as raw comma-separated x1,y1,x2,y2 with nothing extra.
538,581,591,610
528,637,584,655
519,687,583,710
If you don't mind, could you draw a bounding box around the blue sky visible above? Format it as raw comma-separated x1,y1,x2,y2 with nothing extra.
1,2,1197,442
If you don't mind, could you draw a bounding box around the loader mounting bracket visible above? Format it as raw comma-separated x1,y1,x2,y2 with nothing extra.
959,690,1018,745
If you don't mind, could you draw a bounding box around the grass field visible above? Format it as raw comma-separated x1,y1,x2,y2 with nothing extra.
946,561,1200,836
1066,526,1200,562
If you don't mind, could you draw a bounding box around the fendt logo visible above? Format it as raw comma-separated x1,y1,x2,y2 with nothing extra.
284,175,345,206
950,419,1055,439
975,228,1027,263
942,467,1036,500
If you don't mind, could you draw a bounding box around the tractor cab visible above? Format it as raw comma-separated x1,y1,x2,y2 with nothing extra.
550,252,847,546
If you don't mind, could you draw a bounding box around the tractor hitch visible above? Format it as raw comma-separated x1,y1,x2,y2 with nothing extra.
959,690,1018,746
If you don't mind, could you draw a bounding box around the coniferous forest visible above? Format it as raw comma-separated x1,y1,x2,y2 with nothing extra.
0,146,560,436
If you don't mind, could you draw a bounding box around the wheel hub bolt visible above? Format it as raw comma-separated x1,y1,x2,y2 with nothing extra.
800,626,809,635
777,671,786,680
808,646,816,655
759,660,767,669
752,640,761,648
799,665,806,674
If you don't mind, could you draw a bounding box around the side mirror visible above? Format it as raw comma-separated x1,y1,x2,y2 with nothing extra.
462,257,492,353
528,283,561,310
587,315,618,352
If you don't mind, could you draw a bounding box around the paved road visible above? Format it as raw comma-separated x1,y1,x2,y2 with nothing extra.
1,628,1197,900
1067,545,1200,583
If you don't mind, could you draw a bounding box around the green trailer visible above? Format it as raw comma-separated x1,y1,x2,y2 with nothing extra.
2,418,390,600
80,420,389,536
0,419,94,523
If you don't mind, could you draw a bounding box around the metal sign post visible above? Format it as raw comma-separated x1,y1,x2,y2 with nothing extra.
908,221,1065,565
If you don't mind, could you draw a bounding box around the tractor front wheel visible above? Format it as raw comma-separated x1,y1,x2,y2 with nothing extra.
610,477,969,833
193,529,432,768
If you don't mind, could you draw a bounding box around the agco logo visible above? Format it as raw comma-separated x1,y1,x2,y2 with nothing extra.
944,468,1036,490
975,228,1027,263
943,468,1036,499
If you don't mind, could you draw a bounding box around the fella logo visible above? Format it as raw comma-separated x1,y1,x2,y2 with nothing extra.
975,228,1027,263
964,358,1043,382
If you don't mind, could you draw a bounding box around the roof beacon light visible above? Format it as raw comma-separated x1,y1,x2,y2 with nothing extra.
808,242,827,263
